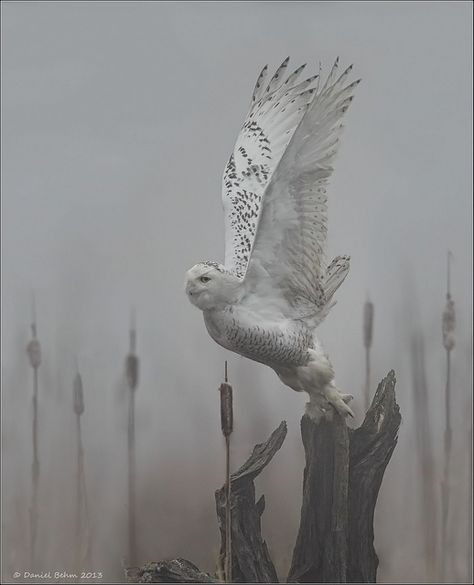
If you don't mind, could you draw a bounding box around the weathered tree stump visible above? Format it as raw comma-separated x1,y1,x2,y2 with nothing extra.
215,420,287,583
128,372,400,584
288,412,350,583
288,370,401,583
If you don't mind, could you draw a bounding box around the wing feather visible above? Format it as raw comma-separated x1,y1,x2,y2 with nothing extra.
251,65,269,103
264,56,289,94
244,61,360,316
222,59,318,278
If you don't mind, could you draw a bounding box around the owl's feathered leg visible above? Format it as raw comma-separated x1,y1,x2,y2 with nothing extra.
275,350,355,421
299,349,355,421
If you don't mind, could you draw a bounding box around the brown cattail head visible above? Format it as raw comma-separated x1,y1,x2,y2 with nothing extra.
442,296,456,351
27,297,41,369
219,383,233,437
363,299,374,349
126,354,139,391
126,310,139,391
73,372,84,415
27,326,41,369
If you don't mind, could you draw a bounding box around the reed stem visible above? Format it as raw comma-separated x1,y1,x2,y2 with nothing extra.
441,348,452,581
468,415,473,582
363,297,374,412
75,414,83,571
126,311,139,567
27,304,41,569
73,367,90,577
364,347,370,412
225,435,231,583
441,251,455,581
30,366,39,568
128,389,137,567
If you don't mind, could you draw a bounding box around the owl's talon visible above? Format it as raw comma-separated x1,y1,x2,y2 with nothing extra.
324,384,355,418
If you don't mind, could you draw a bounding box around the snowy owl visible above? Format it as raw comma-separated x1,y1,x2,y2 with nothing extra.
185,58,359,421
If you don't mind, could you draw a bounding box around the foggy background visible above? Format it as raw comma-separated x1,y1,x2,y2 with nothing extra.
2,1,472,583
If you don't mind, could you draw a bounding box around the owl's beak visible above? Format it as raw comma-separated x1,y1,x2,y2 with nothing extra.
185,283,198,297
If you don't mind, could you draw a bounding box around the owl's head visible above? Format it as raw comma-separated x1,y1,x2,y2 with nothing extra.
185,261,241,310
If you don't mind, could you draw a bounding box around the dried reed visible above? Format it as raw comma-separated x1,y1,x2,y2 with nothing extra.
73,367,84,416
410,332,438,580
73,366,91,575
363,297,374,411
468,402,473,582
74,370,84,560
441,251,456,581
26,299,41,568
219,361,233,583
126,311,139,567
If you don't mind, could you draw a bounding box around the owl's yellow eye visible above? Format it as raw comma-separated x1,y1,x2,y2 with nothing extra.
200,276,211,283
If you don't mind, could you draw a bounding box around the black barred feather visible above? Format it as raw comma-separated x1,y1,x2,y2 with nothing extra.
222,58,359,325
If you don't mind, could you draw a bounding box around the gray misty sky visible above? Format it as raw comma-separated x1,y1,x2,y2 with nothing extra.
2,1,472,582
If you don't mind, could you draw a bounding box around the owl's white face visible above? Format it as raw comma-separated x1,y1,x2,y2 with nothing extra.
185,262,241,310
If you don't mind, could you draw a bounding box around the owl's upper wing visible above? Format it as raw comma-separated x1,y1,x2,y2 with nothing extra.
244,59,360,313
222,58,320,278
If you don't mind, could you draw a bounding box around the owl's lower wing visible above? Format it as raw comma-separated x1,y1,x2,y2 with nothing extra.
244,59,359,313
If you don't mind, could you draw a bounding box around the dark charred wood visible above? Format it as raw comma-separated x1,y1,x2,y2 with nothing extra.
287,413,349,583
288,371,401,583
215,421,288,583
347,370,401,583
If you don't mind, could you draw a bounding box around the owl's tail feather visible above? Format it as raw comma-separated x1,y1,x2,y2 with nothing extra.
324,255,350,302
308,255,350,327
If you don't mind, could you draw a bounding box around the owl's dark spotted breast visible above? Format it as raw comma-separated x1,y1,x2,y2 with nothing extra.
203,306,313,368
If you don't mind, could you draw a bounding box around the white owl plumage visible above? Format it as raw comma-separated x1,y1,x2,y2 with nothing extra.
185,58,359,420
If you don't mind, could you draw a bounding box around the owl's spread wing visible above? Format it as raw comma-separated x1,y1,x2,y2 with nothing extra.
222,58,320,278
244,59,359,316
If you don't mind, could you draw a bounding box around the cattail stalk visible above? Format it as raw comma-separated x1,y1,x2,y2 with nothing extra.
363,297,374,411
411,332,438,580
126,311,139,567
468,406,473,582
73,367,90,575
441,251,455,581
26,300,41,568
219,362,233,583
